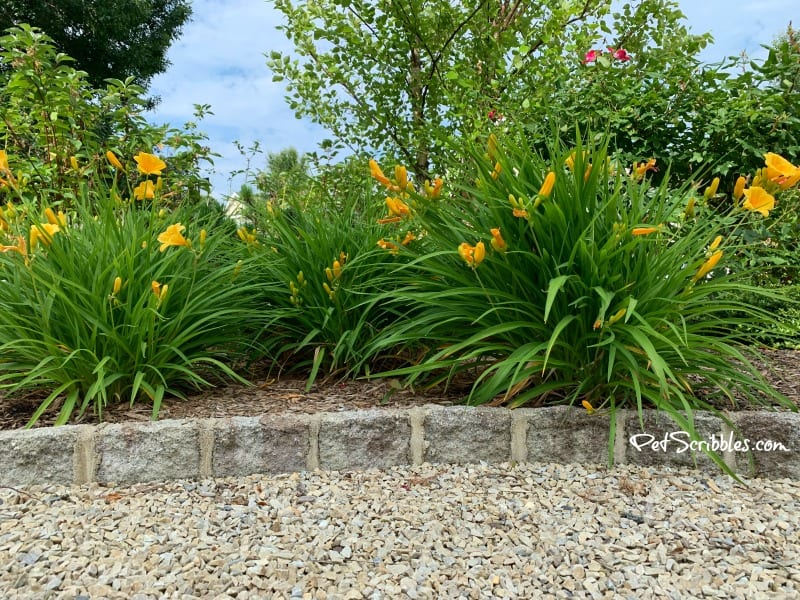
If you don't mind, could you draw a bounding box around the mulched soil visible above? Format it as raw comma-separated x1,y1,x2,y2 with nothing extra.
1,348,799,432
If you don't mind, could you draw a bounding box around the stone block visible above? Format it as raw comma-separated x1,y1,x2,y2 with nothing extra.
318,410,411,471
424,406,511,464
212,414,310,476
0,425,81,486
728,412,800,479
95,420,200,483
524,406,611,465
623,410,724,471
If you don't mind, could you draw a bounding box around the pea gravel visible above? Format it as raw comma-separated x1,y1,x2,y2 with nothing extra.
1,462,799,599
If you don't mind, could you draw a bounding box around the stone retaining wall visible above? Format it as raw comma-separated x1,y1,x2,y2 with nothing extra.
1,406,797,485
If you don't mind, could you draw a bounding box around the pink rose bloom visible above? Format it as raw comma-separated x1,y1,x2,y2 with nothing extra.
608,47,631,61
583,49,601,64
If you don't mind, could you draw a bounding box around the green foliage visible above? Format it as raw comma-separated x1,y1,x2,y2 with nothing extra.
0,191,272,427
0,25,216,209
0,0,192,89
368,133,797,472
255,147,310,201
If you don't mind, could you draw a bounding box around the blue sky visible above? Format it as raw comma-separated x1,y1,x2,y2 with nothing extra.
146,0,798,199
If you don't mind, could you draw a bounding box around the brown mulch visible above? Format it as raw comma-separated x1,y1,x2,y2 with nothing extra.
1,348,799,432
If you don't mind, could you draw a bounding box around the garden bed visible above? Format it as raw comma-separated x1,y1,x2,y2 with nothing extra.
2,348,798,432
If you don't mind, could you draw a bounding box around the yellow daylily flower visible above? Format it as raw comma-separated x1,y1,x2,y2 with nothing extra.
134,152,167,176
458,241,486,268
0,150,17,187
742,186,775,217
401,231,415,246
377,238,399,254
157,223,191,251
134,181,155,200
152,280,162,297
0,235,26,256
385,196,410,218
709,235,723,252
30,223,61,249
632,158,657,181
692,250,723,282
369,159,393,188
764,152,800,190
0,149,9,175
424,178,443,199
582,400,595,414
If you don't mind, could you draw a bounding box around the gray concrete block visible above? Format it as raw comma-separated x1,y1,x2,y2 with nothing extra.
525,406,611,465
95,420,201,483
318,410,411,471
424,407,511,464
728,412,800,479
212,415,310,476
0,426,81,486
623,410,724,471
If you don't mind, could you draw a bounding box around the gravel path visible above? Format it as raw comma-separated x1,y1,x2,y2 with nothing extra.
1,462,799,599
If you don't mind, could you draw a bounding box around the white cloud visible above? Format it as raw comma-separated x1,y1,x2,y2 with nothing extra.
146,0,798,198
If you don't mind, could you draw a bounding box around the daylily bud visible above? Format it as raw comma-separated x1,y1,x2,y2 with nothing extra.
733,176,746,201
112,276,122,295
704,177,720,200
473,241,486,265
684,197,696,219
44,207,59,226
394,165,408,191
607,308,627,326
490,228,507,252
538,171,556,198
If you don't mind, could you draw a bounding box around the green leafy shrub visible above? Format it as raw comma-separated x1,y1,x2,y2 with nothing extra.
0,24,216,209
369,132,797,472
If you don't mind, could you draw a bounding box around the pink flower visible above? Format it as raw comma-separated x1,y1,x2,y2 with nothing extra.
488,109,505,123
608,47,631,61
583,49,602,64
